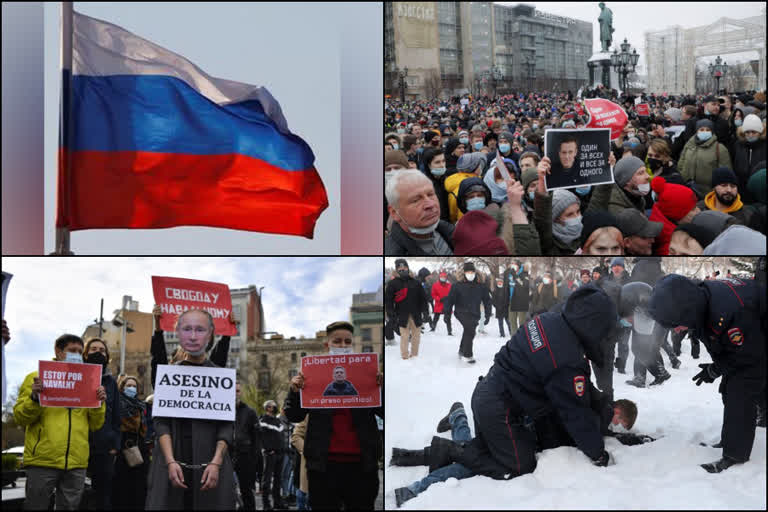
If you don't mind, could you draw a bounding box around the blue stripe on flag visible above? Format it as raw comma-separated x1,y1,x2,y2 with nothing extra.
70,74,315,171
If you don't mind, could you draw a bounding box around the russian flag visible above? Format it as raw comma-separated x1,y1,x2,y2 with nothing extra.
57,11,328,238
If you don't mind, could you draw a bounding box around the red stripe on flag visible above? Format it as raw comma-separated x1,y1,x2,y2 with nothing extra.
56,149,328,238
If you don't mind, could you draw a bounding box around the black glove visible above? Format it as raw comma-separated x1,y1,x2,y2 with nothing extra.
484,316,491,325
692,363,721,386
612,433,656,446
592,450,611,467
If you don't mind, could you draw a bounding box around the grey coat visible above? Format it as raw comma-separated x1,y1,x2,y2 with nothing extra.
145,359,235,510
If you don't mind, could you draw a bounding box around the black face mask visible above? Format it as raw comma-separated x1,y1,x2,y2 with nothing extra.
647,158,663,170
86,352,107,367
398,269,409,278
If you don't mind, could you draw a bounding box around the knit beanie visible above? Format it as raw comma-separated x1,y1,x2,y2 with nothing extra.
580,210,620,248
385,150,408,170
664,107,682,122
695,119,714,131
711,167,738,188
522,167,539,190
499,131,515,144
551,189,580,222
746,168,766,204
463,261,476,272
613,156,645,188
674,223,717,250
651,176,697,221
456,152,487,174
742,114,763,133
610,256,625,268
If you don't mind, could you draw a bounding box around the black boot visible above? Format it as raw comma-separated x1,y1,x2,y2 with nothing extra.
670,357,681,369
615,358,626,374
395,487,417,508
701,455,741,473
436,402,465,433
427,436,465,473
649,371,671,386
262,496,273,511
626,376,646,388
390,448,427,466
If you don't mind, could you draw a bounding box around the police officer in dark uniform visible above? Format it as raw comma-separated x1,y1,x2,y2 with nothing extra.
647,274,766,473
442,262,492,364
234,380,261,510
435,285,618,480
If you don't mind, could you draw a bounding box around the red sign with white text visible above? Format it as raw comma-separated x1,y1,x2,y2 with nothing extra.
584,98,628,141
151,276,236,335
39,360,102,408
636,103,650,116
300,353,380,409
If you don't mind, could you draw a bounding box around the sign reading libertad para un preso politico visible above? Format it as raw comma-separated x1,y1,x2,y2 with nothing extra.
300,353,380,409
153,364,236,421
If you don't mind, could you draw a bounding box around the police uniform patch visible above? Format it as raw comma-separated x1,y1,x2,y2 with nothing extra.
573,375,585,397
727,327,743,346
526,320,544,352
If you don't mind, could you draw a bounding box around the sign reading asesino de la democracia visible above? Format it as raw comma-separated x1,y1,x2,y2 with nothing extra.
38,360,102,408
153,364,236,421
151,276,236,336
300,353,380,409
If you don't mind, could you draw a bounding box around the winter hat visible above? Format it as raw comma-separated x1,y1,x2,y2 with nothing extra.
651,176,697,221
385,150,409,170
456,152,487,174
521,166,539,191
746,168,766,204
711,167,738,188
673,223,717,250
690,209,737,235
562,120,576,128
551,189,580,222
444,136,462,155
622,137,641,149
457,177,492,214
610,257,625,269
454,211,508,255
664,107,682,122
742,114,763,133
580,269,591,278
463,261,476,272
695,119,714,131
458,129,469,138
580,210,620,248
439,271,447,278
423,130,439,144
701,95,718,104
613,156,645,188
499,131,515,145
394,258,409,269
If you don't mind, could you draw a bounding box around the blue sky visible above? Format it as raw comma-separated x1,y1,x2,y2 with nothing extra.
1,257,382,403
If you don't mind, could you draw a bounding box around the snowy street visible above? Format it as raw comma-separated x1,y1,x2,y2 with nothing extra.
385,322,767,510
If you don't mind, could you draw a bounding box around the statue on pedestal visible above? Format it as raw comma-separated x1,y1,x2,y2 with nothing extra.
598,2,614,52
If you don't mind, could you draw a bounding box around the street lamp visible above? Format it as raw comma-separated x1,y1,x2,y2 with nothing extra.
397,67,408,102
491,65,502,97
524,55,535,93
611,38,638,93
708,56,728,94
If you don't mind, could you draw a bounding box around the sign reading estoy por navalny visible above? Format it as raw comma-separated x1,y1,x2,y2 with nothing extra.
153,364,236,421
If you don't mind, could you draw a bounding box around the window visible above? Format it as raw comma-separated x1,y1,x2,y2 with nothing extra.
301,352,306,357
289,368,299,378
291,353,297,363
361,328,372,342
362,346,374,353
258,371,270,390
260,354,268,368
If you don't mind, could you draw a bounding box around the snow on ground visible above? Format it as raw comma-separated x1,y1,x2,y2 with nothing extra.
385,319,767,510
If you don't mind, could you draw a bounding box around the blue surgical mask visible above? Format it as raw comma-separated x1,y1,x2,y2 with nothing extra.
528,191,535,201
124,387,137,398
329,347,354,355
499,143,511,153
734,119,742,127
574,186,591,196
474,141,483,151
391,143,399,150
746,135,759,143
459,137,469,145
697,131,712,142
620,318,632,328
64,352,83,364
532,124,539,130
397,128,406,134
417,147,424,154
430,167,447,177
466,197,486,211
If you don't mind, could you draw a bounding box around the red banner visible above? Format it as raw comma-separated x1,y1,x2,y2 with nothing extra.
575,103,585,116
300,353,380,408
152,276,236,335
636,103,650,116
39,360,102,408
584,98,628,141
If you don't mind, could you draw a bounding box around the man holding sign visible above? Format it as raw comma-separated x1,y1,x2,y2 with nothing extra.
285,321,383,510
14,334,106,510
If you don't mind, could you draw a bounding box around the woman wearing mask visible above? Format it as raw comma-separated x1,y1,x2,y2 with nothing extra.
731,114,766,193
420,147,451,221
113,376,149,510
678,119,732,196
85,337,122,510
646,139,682,182
536,188,582,255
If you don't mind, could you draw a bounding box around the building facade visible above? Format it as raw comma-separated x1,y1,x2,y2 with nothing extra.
385,2,593,99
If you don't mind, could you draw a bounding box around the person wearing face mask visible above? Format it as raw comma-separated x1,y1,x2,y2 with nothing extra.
385,133,402,152
430,271,453,335
699,95,732,149
84,337,122,510
14,334,107,511
458,130,470,148
646,139,683,184
456,177,492,218
491,276,511,338
112,375,149,511
385,259,430,359
544,189,582,255
678,119,733,196
520,165,540,222
530,270,559,316
607,156,651,217
444,152,487,224
469,132,485,153
442,262,492,364
731,114,766,194
420,147,451,222
648,176,701,255
285,321,383,510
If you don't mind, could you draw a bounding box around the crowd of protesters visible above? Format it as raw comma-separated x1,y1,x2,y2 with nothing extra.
384,87,766,255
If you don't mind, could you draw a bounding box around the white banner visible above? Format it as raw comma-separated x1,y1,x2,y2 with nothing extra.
153,364,236,421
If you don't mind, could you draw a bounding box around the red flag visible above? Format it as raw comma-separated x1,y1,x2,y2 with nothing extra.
584,98,628,141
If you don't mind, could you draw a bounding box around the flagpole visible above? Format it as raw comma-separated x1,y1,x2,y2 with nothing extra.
55,1,74,255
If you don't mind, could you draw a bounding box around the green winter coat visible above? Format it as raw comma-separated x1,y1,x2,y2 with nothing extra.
678,134,732,196
14,370,106,470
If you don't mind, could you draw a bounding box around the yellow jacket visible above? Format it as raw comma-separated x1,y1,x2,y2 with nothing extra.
444,172,476,223
14,370,106,470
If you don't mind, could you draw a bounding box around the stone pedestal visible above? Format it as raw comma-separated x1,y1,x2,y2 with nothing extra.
588,52,620,91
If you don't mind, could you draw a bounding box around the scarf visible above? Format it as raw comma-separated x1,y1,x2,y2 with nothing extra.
119,392,146,419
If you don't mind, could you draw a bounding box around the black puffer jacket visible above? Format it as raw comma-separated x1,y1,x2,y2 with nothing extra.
283,389,382,473
259,414,284,453
234,401,261,455
384,272,430,328
442,279,492,320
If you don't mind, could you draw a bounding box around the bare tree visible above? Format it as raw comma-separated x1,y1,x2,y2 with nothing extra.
423,69,443,99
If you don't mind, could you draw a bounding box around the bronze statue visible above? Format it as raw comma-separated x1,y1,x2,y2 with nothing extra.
598,2,614,52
